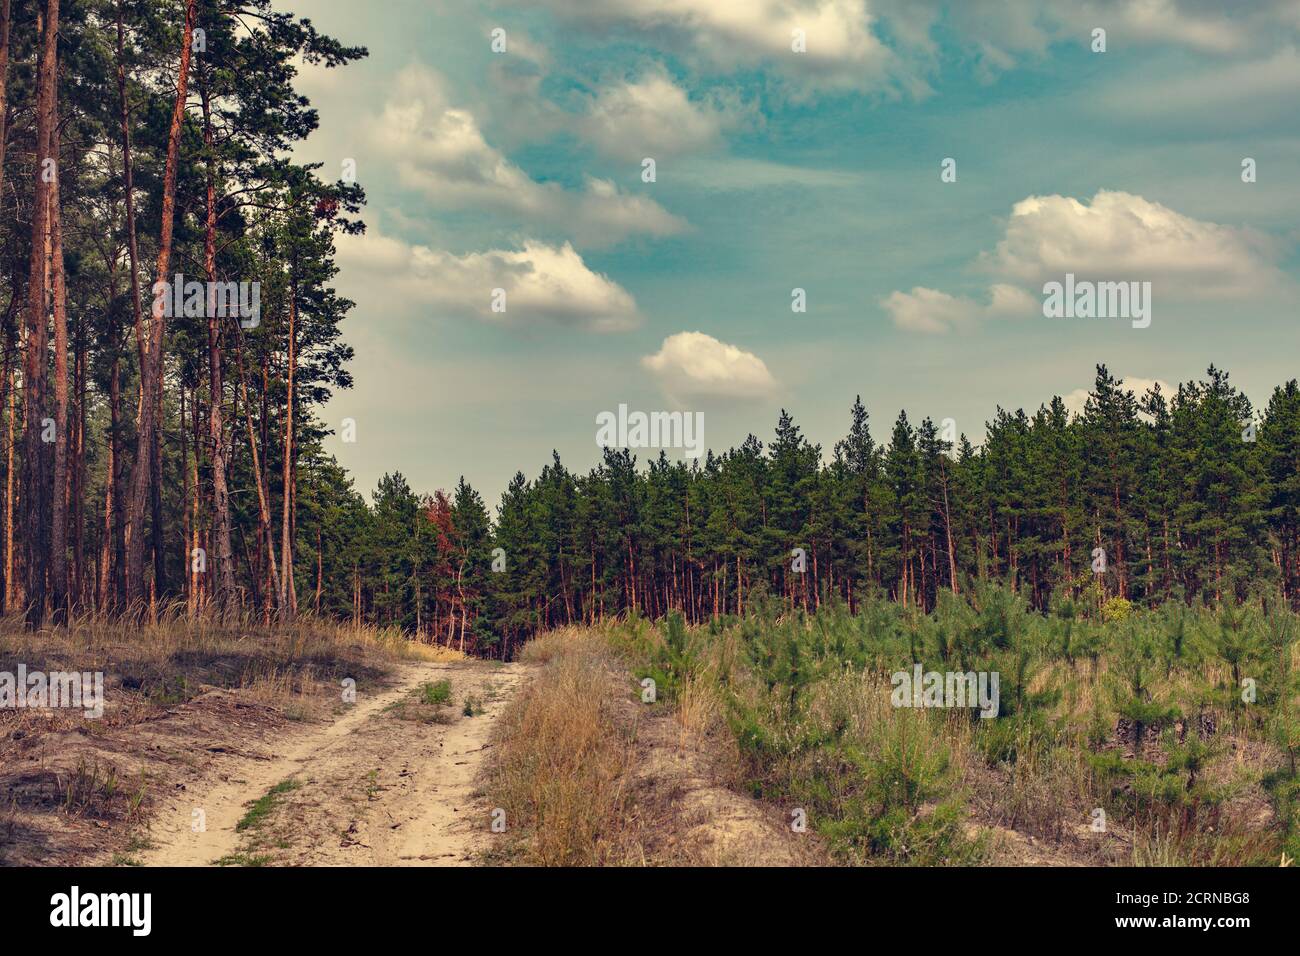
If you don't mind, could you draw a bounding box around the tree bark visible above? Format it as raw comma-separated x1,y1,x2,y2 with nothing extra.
315,528,322,614
233,325,281,608
97,349,117,610
124,0,195,607
112,356,126,606
278,276,298,617
72,314,86,608
2,356,13,613
181,386,193,614
21,0,60,628
199,67,236,614
939,458,958,595
0,291,16,613
50,119,69,624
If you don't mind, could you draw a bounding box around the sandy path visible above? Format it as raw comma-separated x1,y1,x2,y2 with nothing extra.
139,659,527,866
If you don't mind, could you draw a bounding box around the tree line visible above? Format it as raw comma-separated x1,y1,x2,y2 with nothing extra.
327,364,1300,658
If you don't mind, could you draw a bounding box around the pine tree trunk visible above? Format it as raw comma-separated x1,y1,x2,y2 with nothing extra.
50,120,70,625
181,386,196,615
940,463,958,595
111,341,125,607
457,564,467,652
124,0,195,607
352,561,359,628
21,0,60,628
233,326,280,607
72,317,86,608
279,278,298,618
1112,479,1126,599
315,528,322,614
199,76,236,613
150,422,165,608
736,553,742,616
98,382,116,613
0,298,16,614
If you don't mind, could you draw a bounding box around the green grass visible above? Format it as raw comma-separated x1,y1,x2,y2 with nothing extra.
421,680,452,706
235,778,301,833
386,679,457,723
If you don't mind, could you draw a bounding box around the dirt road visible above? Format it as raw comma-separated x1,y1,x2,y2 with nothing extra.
137,659,527,866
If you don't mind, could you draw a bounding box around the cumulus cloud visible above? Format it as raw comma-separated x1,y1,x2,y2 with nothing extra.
581,67,738,161
539,0,893,93
1060,376,1172,419
983,190,1286,298
371,64,686,247
641,331,779,399
337,229,640,332
887,190,1288,333
882,283,1037,334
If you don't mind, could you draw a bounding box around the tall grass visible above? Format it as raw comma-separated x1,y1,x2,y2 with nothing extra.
485,628,638,865
0,605,458,730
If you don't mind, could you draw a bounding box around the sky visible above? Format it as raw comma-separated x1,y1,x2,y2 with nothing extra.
283,0,1300,508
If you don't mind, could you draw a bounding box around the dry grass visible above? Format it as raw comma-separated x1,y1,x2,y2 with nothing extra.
484,629,640,865
674,672,723,748
0,605,455,865
516,625,591,666
486,625,829,866
0,605,453,720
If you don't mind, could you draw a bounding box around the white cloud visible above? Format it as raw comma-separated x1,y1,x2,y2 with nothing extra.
878,0,1300,81
886,190,1288,334
536,1,1300,95
931,0,1249,64
984,190,1286,298
1052,0,1293,55
337,229,640,332
582,67,735,161
882,283,1037,334
641,331,779,399
371,64,687,247
1060,376,1172,419
539,0,893,93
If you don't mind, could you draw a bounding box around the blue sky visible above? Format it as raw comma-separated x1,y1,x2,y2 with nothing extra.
285,0,1300,507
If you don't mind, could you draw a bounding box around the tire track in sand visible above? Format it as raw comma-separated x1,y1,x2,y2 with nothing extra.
138,659,528,866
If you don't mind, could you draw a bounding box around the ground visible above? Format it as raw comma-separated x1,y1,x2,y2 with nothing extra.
135,659,527,866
